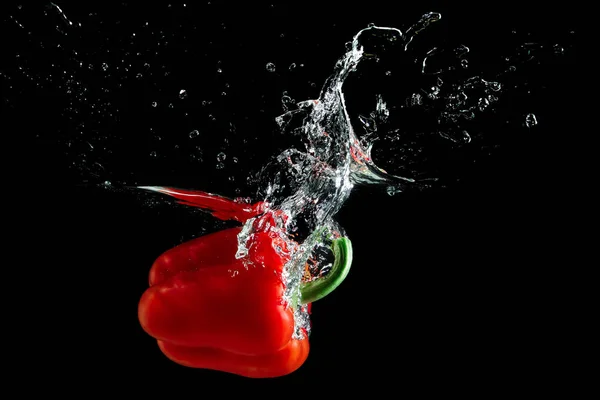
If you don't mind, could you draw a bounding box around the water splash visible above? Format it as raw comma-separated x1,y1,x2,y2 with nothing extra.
238,16,455,336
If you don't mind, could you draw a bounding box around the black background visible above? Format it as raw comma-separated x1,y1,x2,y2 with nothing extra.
5,1,583,394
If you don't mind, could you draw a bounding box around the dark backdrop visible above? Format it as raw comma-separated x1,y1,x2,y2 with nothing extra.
6,1,582,395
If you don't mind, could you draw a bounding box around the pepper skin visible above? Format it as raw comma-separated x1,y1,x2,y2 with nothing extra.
137,187,351,378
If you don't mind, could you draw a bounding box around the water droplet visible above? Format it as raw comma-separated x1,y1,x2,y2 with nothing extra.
266,62,276,72
217,152,226,162
150,151,158,158
461,130,471,143
216,162,225,170
525,113,537,128
232,157,239,163
386,186,401,196
168,103,174,108
189,129,199,138
289,63,297,71
410,93,423,106
179,89,188,99
508,65,516,72
102,62,109,71
136,72,143,79
553,44,564,55
217,68,223,73
151,101,158,107
478,97,489,111
460,59,468,68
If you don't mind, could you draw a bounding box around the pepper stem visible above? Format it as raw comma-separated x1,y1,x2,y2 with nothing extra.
299,237,353,304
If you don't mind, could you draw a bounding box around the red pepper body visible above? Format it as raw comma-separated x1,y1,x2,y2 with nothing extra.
138,226,309,378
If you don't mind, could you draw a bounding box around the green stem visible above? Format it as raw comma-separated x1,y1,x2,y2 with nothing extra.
299,237,353,304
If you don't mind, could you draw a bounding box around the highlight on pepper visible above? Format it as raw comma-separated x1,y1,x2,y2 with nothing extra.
138,187,352,378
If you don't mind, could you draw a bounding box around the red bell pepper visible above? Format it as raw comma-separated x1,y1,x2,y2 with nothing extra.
138,187,352,378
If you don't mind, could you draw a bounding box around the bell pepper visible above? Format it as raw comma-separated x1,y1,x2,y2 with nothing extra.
138,187,352,378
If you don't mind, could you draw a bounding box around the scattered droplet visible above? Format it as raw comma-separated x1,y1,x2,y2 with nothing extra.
266,62,276,72
386,186,401,196
525,113,538,128
553,44,564,55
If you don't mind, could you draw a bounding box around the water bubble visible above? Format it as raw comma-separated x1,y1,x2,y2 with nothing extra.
168,103,174,108
478,97,489,111
553,44,564,55
136,72,143,79
266,62,276,72
216,162,225,170
179,89,188,99
150,151,158,158
289,63,297,71
410,93,423,106
461,130,471,143
151,101,158,107
386,186,401,196
217,152,226,162
189,129,199,138
508,65,516,72
217,68,223,73
102,63,109,71
232,157,239,163
525,113,538,128
460,59,469,68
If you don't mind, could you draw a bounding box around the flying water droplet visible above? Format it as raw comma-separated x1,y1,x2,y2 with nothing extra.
525,113,538,128
386,186,401,196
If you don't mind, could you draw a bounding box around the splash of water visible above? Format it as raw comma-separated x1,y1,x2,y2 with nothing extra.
236,14,456,337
